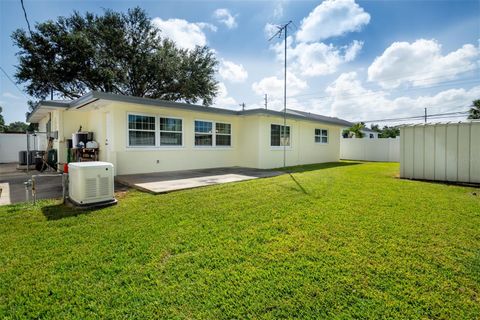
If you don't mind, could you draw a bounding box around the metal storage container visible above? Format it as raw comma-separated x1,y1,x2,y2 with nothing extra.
400,121,480,184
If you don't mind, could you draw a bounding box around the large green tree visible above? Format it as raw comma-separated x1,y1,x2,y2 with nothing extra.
379,126,400,138
468,99,480,119
12,7,218,106
4,121,29,133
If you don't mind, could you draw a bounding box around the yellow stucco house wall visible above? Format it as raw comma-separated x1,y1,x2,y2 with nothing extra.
28,92,351,175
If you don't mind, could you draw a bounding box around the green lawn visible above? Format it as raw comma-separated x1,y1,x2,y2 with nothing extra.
1,162,479,319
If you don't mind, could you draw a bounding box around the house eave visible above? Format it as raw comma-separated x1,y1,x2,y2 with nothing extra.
27,91,353,127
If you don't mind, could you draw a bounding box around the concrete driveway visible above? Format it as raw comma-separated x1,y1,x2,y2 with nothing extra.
0,163,63,205
116,167,283,194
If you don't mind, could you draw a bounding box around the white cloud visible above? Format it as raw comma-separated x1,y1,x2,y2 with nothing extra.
252,72,308,98
214,82,237,109
293,40,363,76
296,0,370,42
2,92,20,100
314,72,480,123
213,9,237,29
273,1,285,19
152,18,216,50
344,40,363,62
368,39,480,89
272,37,363,76
219,60,248,83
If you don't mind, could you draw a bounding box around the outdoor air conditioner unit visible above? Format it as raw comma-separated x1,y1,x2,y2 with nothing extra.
68,162,115,205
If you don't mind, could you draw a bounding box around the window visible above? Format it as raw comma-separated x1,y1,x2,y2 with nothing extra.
369,133,374,139
315,128,328,144
271,124,290,147
128,114,156,146
160,117,182,146
195,120,213,146
215,122,231,146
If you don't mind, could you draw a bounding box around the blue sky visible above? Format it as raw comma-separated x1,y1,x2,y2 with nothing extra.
0,0,479,125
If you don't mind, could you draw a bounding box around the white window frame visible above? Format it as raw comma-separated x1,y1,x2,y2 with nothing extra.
127,112,157,148
194,119,233,148
270,123,291,148
315,128,329,144
159,116,184,148
214,122,232,148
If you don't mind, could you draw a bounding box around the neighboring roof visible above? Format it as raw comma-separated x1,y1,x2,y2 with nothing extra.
397,120,480,127
361,127,377,133
27,91,353,127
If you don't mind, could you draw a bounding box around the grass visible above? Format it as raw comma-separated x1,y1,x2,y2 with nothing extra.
0,162,479,319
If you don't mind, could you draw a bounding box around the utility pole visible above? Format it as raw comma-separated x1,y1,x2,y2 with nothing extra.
424,107,427,123
264,94,268,109
240,102,245,111
269,20,292,168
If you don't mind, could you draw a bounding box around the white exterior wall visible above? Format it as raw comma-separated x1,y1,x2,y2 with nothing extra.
0,133,49,163
0,134,27,163
257,116,341,168
34,101,345,175
400,122,480,184
340,138,399,162
109,102,241,175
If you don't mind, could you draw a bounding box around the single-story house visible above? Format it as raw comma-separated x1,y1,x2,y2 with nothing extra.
27,91,352,175
362,128,379,139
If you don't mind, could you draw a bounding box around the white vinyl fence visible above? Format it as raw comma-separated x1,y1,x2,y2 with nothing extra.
340,138,400,162
0,133,46,163
400,122,480,184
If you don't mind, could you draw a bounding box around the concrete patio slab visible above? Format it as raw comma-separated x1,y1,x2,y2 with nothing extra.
116,167,283,194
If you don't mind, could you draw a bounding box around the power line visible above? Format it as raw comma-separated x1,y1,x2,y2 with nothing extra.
362,66,479,86
245,77,479,108
362,108,470,123
0,65,29,99
20,0,32,35
287,77,480,101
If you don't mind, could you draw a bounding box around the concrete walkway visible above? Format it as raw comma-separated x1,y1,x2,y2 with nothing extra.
116,167,283,194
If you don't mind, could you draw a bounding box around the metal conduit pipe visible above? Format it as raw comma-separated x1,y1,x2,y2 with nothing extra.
29,174,65,205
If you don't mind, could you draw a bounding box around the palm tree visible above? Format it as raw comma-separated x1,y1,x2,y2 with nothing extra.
468,99,480,119
348,122,366,138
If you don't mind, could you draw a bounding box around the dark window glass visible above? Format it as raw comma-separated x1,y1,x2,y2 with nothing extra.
215,122,231,146
195,121,213,133
128,114,156,146
160,132,182,146
195,134,213,146
216,135,231,146
129,131,155,146
128,114,155,130
159,118,182,146
216,122,231,134
160,118,182,132
315,128,328,143
271,124,290,146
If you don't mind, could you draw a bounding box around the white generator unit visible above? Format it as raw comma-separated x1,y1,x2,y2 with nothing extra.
68,162,115,205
